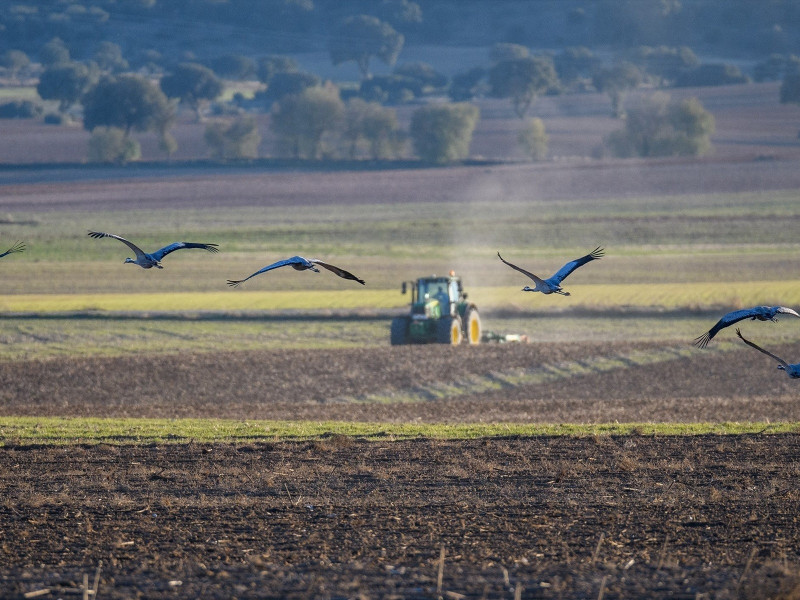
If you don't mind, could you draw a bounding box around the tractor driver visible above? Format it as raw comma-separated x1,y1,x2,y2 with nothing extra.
435,285,449,312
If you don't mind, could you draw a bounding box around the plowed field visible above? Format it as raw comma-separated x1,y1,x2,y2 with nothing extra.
2,341,800,423
3,435,800,599
3,343,800,598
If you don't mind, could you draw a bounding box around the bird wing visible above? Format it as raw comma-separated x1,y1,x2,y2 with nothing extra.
226,257,301,287
0,241,25,258
88,231,147,261
497,252,547,287
309,260,365,285
150,242,219,261
693,307,766,348
735,328,790,368
548,247,604,285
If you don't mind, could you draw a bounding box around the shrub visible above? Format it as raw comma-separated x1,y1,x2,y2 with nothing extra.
204,116,261,160
518,117,548,160
87,127,141,164
674,64,749,87
271,86,344,159
409,102,480,164
605,93,715,158
0,100,42,119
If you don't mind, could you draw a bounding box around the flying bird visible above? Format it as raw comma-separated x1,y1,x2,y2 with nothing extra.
497,247,604,296
227,255,365,288
693,305,800,349
735,328,800,378
88,231,219,269
0,241,25,258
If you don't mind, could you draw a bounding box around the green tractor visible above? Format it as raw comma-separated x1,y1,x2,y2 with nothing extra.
391,271,481,345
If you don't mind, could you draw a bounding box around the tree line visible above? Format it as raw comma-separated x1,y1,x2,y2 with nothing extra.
9,1,796,163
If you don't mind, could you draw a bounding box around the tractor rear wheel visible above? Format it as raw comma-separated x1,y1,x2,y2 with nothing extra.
463,307,481,345
390,317,409,345
436,316,462,345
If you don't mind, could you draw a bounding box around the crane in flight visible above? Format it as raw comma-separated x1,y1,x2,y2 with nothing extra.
693,305,800,348
735,328,800,378
497,247,604,296
227,255,365,287
88,231,219,269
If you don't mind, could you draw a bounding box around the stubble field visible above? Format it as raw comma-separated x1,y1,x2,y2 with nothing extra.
2,82,800,598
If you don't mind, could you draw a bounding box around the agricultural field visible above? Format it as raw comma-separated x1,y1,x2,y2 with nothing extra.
2,82,800,598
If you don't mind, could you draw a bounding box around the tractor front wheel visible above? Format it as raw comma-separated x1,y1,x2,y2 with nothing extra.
436,316,462,345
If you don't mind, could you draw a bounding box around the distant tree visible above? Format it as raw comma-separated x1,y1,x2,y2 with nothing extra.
37,62,95,113
623,46,698,86
593,62,642,118
87,127,141,164
358,74,420,104
271,85,345,159
448,67,486,101
674,64,749,88
780,73,800,104
517,117,548,161
605,93,715,158
0,100,43,119
409,102,479,163
754,54,800,82
0,50,31,81
40,38,70,67
780,72,800,138
259,70,321,105
210,54,256,81
378,0,423,29
328,15,404,80
554,47,601,86
393,62,447,92
342,98,402,159
83,74,174,138
256,55,298,84
490,43,529,64
204,116,261,160
489,56,559,118
93,41,129,73
132,49,165,75
160,62,224,120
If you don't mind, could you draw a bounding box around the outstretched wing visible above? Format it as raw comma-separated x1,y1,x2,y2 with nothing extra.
88,231,147,261
0,241,25,258
151,242,219,262
497,252,547,287
693,307,763,348
736,328,790,368
309,260,365,285
548,247,604,285
227,257,304,287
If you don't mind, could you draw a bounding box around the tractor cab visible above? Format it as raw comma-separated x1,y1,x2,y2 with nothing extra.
407,275,462,319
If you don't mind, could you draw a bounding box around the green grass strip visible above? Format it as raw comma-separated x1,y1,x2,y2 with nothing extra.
1,417,797,446
1,280,799,313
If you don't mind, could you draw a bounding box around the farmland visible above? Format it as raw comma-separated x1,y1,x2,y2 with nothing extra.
2,81,800,598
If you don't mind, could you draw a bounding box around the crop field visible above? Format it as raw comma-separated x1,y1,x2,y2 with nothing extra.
3,85,800,598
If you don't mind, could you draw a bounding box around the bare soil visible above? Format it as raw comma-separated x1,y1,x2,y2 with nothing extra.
2,435,800,599
3,342,800,597
2,341,800,423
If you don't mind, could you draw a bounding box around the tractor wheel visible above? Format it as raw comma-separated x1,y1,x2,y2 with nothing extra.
436,316,462,345
463,307,481,345
390,317,410,345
